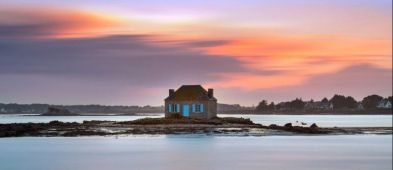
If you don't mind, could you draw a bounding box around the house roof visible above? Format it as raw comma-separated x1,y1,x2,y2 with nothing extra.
165,85,216,101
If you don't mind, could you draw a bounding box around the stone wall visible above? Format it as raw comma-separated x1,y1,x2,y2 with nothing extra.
165,100,217,119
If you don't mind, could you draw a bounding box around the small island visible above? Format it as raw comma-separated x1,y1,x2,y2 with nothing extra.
1,85,391,138
1,116,391,137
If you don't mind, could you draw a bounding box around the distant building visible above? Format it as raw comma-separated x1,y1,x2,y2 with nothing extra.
321,102,334,110
377,99,392,109
304,101,319,110
165,85,217,119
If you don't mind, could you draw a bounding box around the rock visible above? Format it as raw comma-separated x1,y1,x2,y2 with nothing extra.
167,113,183,119
119,117,252,126
269,124,279,128
310,123,319,128
284,123,293,128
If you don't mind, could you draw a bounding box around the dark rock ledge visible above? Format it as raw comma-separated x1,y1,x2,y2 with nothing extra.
0,117,391,137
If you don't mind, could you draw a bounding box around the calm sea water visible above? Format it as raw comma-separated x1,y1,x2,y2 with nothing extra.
1,115,392,170
220,114,393,127
0,135,391,170
0,114,163,124
0,114,392,127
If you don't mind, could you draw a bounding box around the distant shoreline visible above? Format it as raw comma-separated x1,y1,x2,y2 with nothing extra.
220,109,392,115
1,103,391,115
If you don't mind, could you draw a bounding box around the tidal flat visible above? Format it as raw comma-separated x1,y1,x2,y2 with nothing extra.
1,117,391,137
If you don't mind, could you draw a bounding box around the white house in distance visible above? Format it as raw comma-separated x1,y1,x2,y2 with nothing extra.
377,99,392,109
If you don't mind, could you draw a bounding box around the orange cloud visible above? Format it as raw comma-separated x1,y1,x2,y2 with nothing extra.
205,72,306,90
0,7,121,38
52,11,120,38
200,34,392,90
1,6,390,92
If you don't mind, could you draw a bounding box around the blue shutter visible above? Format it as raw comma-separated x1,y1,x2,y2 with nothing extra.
169,104,172,112
176,104,180,113
192,104,195,112
201,104,204,112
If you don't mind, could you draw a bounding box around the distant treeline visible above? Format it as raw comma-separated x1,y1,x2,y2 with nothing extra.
217,103,254,114
255,94,392,114
0,104,164,114
1,94,391,115
0,103,252,114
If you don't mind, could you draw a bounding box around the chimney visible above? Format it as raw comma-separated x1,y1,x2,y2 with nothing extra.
208,89,214,98
169,89,175,97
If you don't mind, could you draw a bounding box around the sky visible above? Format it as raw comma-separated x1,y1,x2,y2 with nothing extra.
0,0,391,106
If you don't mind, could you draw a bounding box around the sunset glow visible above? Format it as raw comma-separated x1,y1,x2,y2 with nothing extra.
0,0,391,105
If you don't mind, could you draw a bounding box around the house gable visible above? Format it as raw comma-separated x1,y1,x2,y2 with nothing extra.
165,85,216,101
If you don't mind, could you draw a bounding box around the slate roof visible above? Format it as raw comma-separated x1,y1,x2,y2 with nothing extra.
165,85,217,101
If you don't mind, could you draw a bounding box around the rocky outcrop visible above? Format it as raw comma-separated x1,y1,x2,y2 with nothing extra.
310,123,319,128
267,123,326,134
117,117,256,126
1,118,390,138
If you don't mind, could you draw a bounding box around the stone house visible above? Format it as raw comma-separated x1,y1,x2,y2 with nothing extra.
165,85,217,119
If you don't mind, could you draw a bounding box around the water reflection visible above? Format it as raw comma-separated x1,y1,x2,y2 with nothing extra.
0,135,391,170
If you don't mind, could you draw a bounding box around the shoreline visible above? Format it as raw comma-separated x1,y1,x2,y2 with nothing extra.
1,117,391,138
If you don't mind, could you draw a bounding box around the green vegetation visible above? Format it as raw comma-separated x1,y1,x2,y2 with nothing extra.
362,95,384,109
255,94,392,114
1,94,391,115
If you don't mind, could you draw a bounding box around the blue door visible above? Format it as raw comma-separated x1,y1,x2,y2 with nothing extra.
183,103,189,117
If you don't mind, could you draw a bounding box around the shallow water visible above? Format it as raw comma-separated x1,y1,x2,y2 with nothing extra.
0,135,391,170
0,114,391,127
220,114,393,127
0,114,163,124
